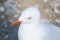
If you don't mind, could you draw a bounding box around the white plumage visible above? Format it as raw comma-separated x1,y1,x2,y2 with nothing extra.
18,6,60,40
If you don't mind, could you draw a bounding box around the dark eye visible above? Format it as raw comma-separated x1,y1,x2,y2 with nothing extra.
27,17,32,19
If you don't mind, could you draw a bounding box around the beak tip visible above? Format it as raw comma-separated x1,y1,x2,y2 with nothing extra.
9,24,13,27
9,19,21,27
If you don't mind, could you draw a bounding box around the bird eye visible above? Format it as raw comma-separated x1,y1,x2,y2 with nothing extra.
27,17,32,20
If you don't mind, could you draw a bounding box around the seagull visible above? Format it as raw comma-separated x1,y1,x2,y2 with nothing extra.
10,6,60,40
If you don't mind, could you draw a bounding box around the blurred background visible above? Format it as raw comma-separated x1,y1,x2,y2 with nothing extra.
0,0,60,40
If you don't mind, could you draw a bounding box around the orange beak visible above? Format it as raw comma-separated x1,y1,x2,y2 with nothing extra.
10,19,21,27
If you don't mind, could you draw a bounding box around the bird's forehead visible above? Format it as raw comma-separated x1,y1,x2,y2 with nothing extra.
20,6,40,18
21,11,34,17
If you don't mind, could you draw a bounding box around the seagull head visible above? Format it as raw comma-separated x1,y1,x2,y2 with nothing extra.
10,6,41,26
